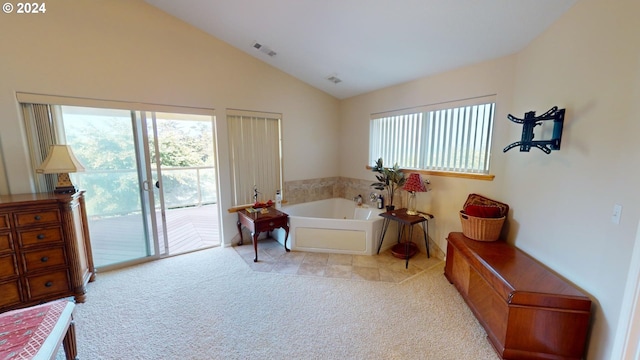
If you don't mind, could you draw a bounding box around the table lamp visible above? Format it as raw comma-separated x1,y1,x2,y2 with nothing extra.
36,145,85,194
403,173,427,215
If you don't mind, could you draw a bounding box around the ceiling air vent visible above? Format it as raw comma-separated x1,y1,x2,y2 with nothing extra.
252,41,277,57
326,75,342,84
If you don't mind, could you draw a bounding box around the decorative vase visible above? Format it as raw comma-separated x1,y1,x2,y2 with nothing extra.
386,205,395,211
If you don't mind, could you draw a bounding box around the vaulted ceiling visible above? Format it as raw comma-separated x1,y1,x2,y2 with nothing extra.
145,0,577,99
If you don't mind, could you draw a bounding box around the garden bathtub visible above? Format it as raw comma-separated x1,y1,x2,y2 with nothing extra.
274,198,388,255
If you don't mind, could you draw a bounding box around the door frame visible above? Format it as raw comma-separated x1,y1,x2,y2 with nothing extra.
611,219,640,359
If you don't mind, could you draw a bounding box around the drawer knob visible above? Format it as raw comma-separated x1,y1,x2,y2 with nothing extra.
37,234,45,240
41,256,49,262
34,215,42,221
269,222,274,226
44,281,53,287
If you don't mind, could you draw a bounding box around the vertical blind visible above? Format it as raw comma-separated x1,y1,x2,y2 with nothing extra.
228,110,283,206
370,100,495,174
22,103,63,192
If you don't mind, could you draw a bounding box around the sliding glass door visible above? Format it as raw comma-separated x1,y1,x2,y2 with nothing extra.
62,106,153,267
60,106,218,269
145,111,219,256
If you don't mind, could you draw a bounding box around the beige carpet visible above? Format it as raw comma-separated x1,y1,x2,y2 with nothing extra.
57,246,500,359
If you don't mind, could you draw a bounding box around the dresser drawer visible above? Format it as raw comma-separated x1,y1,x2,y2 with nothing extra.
258,216,289,232
0,213,9,230
0,254,18,278
18,227,63,247
0,232,13,252
14,210,60,227
22,247,67,273
25,270,71,299
0,279,22,307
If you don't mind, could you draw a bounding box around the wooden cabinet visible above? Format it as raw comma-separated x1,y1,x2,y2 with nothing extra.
444,232,591,360
0,191,94,312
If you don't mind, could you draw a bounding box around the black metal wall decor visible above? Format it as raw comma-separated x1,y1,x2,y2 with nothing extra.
503,106,565,154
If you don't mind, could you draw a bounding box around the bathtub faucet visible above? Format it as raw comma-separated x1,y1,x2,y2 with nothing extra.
353,194,363,206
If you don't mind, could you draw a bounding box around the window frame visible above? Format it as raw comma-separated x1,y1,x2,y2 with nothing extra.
369,96,496,181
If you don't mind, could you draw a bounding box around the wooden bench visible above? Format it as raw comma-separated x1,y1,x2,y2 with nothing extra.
0,298,77,359
444,232,591,359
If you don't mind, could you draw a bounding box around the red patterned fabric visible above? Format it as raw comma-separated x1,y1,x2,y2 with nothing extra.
403,173,427,192
464,205,503,218
0,299,70,360
462,193,509,218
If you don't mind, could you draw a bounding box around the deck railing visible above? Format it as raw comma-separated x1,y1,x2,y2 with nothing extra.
74,166,217,219
157,166,217,209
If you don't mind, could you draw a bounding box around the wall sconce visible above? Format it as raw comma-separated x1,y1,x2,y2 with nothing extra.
503,106,565,154
403,173,428,216
36,145,85,194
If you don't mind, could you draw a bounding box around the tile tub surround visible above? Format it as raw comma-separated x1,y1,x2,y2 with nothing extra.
283,177,340,205
283,176,406,208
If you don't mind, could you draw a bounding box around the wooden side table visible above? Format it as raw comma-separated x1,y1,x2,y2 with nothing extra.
237,207,290,262
377,208,433,268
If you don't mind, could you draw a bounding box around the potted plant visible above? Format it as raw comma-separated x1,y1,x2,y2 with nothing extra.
371,158,406,211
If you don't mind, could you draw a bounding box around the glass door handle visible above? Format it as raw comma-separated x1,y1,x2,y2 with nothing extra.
141,180,161,190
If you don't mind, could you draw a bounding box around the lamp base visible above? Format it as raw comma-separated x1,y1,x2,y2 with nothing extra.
54,173,77,194
54,186,78,194
406,191,418,216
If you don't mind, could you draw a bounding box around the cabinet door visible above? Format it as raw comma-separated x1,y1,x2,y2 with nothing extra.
0,214,9,229
0,254,18,277
0,233,13,251
0,280,22,307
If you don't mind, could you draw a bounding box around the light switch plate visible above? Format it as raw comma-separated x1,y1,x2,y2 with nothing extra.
612,204,622,224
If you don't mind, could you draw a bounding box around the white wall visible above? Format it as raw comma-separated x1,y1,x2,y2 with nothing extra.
506,1,640,358
0,0,340,245
340,1,640,358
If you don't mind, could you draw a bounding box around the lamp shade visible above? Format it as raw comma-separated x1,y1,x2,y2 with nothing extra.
403,173,426,193
36,145,85,174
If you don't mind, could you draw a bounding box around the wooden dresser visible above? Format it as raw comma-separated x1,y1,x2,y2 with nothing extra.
0,191,94,312
444,232,591,360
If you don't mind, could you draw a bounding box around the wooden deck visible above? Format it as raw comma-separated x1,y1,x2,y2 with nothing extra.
89,204,220,268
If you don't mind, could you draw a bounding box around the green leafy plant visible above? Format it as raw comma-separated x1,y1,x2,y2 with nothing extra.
371,158,406,209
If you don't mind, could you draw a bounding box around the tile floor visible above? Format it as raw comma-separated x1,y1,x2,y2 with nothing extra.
234,239,444,283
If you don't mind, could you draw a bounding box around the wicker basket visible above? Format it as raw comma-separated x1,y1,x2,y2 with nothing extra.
459,210,505,241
